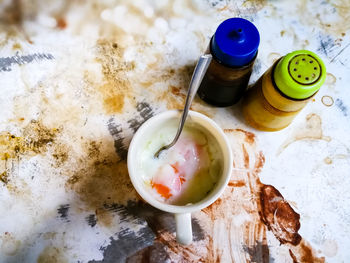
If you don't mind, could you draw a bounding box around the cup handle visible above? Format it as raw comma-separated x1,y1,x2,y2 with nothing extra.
175,213,192,245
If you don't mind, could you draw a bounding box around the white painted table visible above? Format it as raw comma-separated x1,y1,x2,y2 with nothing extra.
0,0,349,262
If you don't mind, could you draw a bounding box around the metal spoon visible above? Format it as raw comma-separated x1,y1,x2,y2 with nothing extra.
154,54,212,158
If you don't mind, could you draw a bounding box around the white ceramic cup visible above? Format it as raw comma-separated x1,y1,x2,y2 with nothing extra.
127,110,232,245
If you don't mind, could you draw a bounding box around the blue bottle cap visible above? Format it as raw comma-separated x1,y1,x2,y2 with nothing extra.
211,18,260,67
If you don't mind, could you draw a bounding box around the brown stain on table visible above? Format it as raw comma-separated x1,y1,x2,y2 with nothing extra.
0,119,69,200
37,246,67,263
155,65,193,109
299,240,325,263
200,129,270,262
0,120,61,183
0,232,21,256
148,64,217,117
228,180,246,187
154,232,209,263
225,128,256,145
0,0,22,25
95,207,114,227
95,39,135,114
260,185,301,245
7,40,139,226
299,0,350,36
325,73,336,87
268,52,281,64
0,0,35,45
290,249,299,263
242,144,250,169
11,90,74,170
213,0,267,14
65,140,139,227
321,95,334,107
324,156,333,164
153,128,325,263
12,43,21,50
288,239,325,263
241,0,267,13
170,85,186,99
0,171,9,184
56,17,67,29
279,113,331,154
328,0,350,35
52,149,69,168
0,120,58,161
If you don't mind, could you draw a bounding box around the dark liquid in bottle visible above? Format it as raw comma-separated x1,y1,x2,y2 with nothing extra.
197,41,257,107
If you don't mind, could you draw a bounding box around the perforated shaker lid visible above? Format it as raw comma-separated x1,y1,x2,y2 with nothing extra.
274,50,326,99
211,18,260,67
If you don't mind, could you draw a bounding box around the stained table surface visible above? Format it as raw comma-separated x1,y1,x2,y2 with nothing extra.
0,0,349,262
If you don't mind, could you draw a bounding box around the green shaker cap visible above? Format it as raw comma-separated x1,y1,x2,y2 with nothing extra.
274,50,326,99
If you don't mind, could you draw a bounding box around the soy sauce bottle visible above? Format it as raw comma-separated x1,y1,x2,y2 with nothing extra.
197,18,260,107
242,50,326,131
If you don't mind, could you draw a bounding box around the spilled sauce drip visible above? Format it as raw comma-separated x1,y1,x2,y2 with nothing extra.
278,113,331,154
134,128,325,262
260,185,301,245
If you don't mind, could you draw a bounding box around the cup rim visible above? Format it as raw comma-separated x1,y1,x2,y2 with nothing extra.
127,110,233,214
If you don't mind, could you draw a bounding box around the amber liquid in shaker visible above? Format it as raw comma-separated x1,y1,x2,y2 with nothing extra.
242,60,310,131
242,50,326,131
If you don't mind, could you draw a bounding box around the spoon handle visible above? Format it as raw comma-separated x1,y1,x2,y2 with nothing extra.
171,54,213,146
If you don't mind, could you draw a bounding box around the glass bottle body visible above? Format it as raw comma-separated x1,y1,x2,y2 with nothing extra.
242,59,314,131
197,41,256,107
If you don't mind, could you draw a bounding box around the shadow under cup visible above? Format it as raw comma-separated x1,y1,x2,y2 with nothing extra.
127,110,232,245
